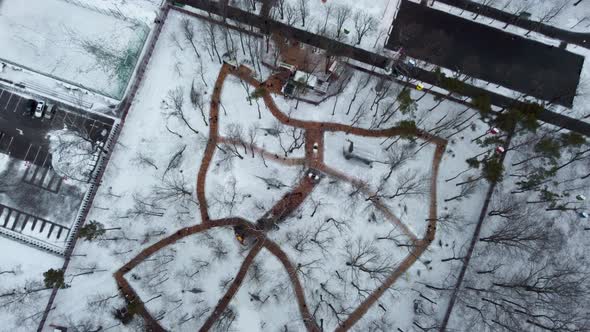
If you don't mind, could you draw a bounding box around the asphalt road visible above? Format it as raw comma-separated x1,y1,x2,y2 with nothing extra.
435,0,590,49
387,0,584,107
0,87,114,167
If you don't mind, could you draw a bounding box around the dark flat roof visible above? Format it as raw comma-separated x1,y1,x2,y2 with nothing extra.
386,0,584,107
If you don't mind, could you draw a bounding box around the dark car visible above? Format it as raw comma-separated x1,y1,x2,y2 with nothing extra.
27,99,37,115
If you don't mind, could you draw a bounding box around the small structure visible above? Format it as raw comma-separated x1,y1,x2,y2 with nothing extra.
328,60,345,79
265,33,347,101
343,140,374,167
222,52,238,67
278,62,296,74
294,70,318,89
282,81,296,96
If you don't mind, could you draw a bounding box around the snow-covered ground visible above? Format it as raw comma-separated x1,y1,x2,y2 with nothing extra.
0,0,150,99
10,0,584,331
39,6,494,330
0,236,63,331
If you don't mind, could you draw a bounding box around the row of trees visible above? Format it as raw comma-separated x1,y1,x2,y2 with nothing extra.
271,1,379,46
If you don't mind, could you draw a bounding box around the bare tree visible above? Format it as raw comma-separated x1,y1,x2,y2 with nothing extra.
334,5,352,39
164,86,200,135
223,123,246,160
151,172,196,207
277,126,305,157
320,3,334,35
344,238,392,282
353,11,376,45
284,3,298,25
480,216,563,254
134,152,159,170
203,21,222,63
297,0,309,27
445,181,478,202
190,80,208,127
181,18,201,58
368,170,427,202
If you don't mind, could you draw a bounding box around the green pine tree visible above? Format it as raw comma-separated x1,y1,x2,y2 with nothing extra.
482,158,504,183
78,220,106,241
43,268,66,289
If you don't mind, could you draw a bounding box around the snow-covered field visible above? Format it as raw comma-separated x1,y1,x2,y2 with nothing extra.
0,237,63,331
0,0,149,99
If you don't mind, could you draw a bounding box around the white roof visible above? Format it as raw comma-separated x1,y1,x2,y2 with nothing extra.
294,71,317,88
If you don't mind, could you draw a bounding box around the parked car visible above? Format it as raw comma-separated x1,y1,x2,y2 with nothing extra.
34,100,45,118
27,99,37,114
44,104,56,119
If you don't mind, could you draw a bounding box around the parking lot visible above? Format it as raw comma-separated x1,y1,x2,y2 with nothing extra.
0,87,115,169
0,87,117,252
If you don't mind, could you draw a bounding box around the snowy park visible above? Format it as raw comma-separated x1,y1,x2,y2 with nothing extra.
0,0,589,331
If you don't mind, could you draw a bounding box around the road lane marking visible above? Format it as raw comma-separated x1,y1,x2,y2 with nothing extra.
32,145,42,164
5,137,14,154
13,96,21,112
4,94,12,110
23,143,33,161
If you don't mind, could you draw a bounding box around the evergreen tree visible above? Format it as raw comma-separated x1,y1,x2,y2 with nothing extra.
482,157,504,183
471,94,492,116
43,268,66,289
78,220,106,241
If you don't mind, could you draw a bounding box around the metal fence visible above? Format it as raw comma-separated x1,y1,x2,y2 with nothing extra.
0,57,109,102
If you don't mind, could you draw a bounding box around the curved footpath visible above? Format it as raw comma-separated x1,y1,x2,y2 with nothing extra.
113,64,447,331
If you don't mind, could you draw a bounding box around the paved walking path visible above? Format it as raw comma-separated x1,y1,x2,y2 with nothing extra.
112,64,447,331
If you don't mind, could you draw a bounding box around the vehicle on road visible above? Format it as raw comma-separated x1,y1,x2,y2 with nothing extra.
44,104,56,119
34,100,45,118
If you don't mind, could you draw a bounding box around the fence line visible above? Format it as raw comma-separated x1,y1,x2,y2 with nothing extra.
0,227,65,256
0,57,112,101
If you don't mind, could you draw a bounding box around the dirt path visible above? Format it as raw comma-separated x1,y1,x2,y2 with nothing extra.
199,240,265,332
257,173,318,230
335,143,446,331
196,65,231,223
318,164,419,242
114,218,248,332
263,240,321,332
114,64,447,331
